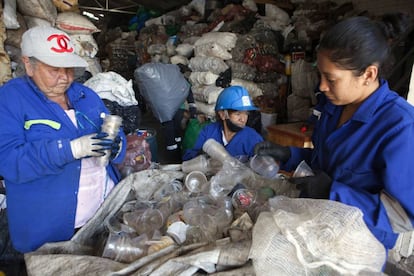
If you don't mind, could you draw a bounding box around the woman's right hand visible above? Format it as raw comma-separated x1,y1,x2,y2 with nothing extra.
70,133,111,159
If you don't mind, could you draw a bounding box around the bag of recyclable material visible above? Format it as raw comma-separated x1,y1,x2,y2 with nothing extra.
16,0,57,24
3,0,20,29
189,56,229,75
117,135,152,177
55,11,100,34
250,197,387,275
134,63,190,123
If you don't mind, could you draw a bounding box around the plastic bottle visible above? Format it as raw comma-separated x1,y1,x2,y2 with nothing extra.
96,114,123,166
202,139,233,163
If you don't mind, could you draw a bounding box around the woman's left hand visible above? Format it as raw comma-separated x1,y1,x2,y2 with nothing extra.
290,171,332,199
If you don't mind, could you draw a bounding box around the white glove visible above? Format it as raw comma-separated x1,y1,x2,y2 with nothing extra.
70,133,107,159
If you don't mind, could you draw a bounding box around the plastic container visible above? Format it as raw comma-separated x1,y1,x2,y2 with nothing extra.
231,188,257,210
102,232,148,263
184,171,208,194
260,112,277,133
293,160,314,178
122,208,164,235
249,154,279,179
136,127,158,163
152,179,183,201
181,154,209,173
182,196,218,240
96,114,123,166
202,139,232,163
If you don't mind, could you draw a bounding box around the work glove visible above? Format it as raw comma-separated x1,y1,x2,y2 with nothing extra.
109,134,122,160
290,170,332,199
254,141,291,163
70,132,113,159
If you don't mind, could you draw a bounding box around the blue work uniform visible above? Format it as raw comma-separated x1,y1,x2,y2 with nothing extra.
183,121,263,161
283,80,414,250
0,76,126,253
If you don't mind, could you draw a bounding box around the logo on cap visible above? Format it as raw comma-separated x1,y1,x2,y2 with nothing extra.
47,34,73,53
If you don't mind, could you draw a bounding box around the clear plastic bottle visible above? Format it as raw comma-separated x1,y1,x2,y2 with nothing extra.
202,139,233,163
96,114,123,167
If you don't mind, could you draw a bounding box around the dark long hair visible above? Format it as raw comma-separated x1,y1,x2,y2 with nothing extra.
317,16,390,78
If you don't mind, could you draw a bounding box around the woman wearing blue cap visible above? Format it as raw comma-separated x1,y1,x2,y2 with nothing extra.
183,85,263,161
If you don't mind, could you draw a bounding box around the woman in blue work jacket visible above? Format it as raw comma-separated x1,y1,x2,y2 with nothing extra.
0,26,126,253
183,85,263,161
255,16,414,256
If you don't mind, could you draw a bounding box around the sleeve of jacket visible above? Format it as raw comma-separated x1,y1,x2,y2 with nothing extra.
329,123,414,248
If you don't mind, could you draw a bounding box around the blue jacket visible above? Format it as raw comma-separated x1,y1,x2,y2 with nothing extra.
283,80,414,249
0,76,126,253
183,121,263,161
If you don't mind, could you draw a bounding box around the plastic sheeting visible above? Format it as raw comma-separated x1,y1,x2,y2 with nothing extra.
135,63,190,123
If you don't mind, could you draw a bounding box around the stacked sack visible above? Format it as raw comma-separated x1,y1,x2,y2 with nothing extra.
3,0,102,77
0,1,12,84
55,11,101,75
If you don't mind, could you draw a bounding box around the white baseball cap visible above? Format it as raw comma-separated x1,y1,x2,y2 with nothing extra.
21,26,88,68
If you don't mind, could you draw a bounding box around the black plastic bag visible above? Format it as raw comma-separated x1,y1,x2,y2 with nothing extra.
103,99,141,135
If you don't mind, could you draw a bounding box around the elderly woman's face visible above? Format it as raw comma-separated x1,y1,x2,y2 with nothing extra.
23,57,75,97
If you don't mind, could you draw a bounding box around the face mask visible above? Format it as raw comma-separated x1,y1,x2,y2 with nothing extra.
225,118,243,133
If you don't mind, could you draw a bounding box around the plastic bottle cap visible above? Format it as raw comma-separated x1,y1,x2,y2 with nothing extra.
167,221,189,244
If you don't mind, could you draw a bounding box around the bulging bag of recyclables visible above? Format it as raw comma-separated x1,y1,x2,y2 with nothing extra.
135,63,190,123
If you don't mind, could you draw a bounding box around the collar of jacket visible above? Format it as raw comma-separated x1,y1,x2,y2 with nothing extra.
323,79,392,124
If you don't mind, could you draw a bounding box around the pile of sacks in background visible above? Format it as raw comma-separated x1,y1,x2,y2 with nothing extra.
131,0,355,122
2,0,102,78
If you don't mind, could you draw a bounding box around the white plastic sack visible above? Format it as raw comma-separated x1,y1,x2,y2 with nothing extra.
189,56,229,75
16,0,57,24
175,43,194,58
250,197,386,275
192,85,223,104
243,0,258,12
189,71,219,86
231,78,263,98
169,55,189,65
187,0,205,17
135,63,190,123
194,100,216,118
194,32,238,51
55,11,100,34
264,4,290,26
5,13,26,48
291,59,319,103
84,71,138,106
3,0,20,29
194,42,232,60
